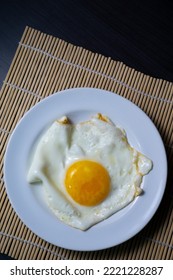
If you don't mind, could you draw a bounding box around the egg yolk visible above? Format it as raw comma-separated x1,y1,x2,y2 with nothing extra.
65,160,110,206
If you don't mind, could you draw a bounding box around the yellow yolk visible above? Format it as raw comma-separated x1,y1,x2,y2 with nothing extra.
65,160,110,206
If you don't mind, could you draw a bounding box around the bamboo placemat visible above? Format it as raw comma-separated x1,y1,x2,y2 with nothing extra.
0,26,173,260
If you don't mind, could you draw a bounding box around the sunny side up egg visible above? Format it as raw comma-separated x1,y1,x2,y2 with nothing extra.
27,114,152,230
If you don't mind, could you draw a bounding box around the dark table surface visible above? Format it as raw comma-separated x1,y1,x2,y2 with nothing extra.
0,0,173,260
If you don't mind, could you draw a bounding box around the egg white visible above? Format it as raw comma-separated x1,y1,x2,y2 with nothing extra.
27,115,152,230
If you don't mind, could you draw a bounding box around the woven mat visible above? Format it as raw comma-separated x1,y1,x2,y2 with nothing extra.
0,26,173,260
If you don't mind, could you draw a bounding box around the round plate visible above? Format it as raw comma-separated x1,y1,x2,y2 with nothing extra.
4,88,167,251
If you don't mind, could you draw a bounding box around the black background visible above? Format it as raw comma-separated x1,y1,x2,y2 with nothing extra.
0,0,173,259
0,0,173,89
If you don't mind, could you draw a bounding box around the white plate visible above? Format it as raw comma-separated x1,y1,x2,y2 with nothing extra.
4,88,167,251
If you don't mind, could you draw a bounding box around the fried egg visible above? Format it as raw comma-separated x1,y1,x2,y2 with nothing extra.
27,114,152,230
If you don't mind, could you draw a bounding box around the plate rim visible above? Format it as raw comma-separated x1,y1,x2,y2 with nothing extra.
4,87,168,251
